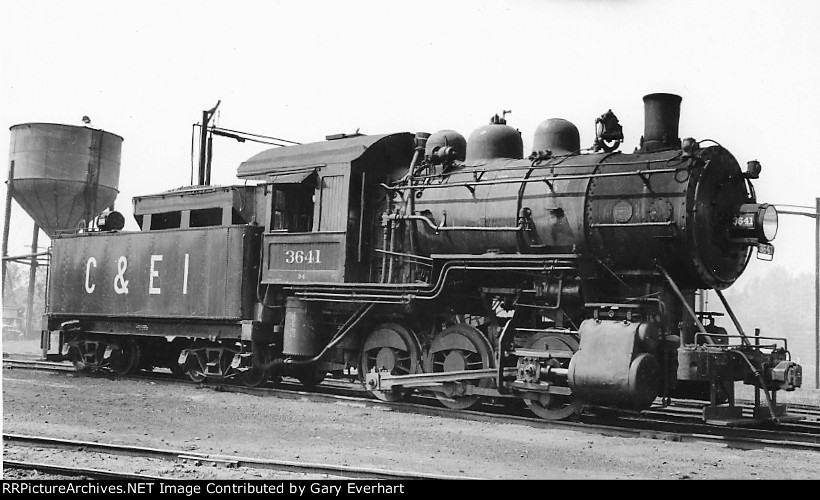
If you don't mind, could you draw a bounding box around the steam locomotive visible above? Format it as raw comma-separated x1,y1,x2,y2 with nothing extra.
43,93,802,424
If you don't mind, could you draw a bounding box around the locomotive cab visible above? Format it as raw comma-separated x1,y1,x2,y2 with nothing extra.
230,132,416,377
237,132,415,285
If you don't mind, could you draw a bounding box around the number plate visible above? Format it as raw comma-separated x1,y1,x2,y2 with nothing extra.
282,248,324,265
263,233,344,283
756,243,774,261
732,215,755,229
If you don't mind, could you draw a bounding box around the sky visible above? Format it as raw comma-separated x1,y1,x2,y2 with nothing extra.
1,0,819,284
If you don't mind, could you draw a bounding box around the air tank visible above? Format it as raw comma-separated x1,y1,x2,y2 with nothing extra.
283,297,323,356
8,123,123,236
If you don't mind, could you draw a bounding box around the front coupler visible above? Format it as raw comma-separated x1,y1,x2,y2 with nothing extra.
677,335,802,425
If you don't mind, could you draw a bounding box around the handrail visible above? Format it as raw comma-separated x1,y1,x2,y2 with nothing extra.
387,213,525,232
382,167,681,192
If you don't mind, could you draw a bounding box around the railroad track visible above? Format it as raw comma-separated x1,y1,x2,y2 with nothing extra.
5,356,820,454
3,459,168,480
3,433,474,480
2,358,76,372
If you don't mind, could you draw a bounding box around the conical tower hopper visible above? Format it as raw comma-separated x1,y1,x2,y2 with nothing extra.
8,123,123,237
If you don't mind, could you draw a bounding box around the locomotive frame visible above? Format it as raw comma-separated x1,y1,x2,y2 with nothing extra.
42,93,802,425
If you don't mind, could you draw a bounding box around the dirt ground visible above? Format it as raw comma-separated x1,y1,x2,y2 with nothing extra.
3,338,820,480
3,369,820,480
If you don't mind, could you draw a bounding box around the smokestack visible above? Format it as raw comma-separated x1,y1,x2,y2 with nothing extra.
640,93,682,152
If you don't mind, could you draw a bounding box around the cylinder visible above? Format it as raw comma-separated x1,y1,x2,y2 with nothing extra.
283,298,323,356
641,93,682,152
567,319,660,409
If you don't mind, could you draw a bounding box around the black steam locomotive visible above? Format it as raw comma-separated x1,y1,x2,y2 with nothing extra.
43,93,802,424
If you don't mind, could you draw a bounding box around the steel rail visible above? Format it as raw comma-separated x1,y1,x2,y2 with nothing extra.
3,433,478,480
7,355,820,419
6,358,820,453
12,357,820,421
7,355,820,420
2,358,75,371
2,459,168,480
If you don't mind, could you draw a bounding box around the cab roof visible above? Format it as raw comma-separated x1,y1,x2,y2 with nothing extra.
236,132,414,179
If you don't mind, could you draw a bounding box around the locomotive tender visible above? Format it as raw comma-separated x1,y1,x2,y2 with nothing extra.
44,93,802,424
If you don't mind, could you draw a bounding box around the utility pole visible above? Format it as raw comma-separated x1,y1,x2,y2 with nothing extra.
197,100,221,186
777,201,820,389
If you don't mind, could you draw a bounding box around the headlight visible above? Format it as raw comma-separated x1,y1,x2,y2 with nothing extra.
761,204,778,241
730,203,778,243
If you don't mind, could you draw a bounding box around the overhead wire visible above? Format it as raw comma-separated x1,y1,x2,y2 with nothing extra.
775,204,816,210
211,126,301,145
189,119,301,182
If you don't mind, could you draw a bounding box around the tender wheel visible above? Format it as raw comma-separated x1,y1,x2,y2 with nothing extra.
423,323,494,410
183,343,207,382
522,332,583,421
68,338,97,372
167,339,188,377
108,339,141,376
70,353,91,372
186,366,207,383
170,360,186,377
241,345,271,388
218,348,238,382
359,323,422,402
